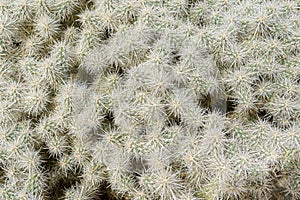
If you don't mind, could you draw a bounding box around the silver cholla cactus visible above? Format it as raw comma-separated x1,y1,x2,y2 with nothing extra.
0,0,300,199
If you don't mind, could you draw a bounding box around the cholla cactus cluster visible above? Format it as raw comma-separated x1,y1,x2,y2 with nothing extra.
0,0,300,199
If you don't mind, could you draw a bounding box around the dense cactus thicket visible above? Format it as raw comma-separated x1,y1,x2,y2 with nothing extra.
0,0,300,199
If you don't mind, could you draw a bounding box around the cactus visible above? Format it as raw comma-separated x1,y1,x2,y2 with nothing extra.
0,0,300,199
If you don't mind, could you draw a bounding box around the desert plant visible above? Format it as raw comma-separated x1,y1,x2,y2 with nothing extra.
0,0,300,199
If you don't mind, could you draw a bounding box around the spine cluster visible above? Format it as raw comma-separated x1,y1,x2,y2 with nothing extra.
0,0,300,199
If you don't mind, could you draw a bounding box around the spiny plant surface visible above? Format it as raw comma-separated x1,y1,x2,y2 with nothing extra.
0,0,300,199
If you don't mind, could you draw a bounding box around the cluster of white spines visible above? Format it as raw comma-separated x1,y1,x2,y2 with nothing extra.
0,0,300,199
